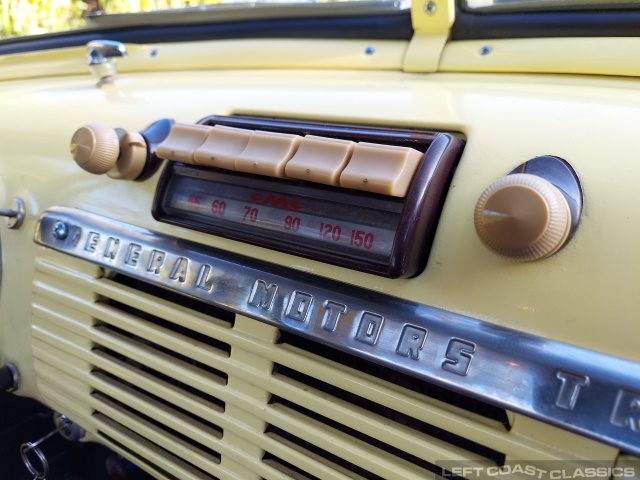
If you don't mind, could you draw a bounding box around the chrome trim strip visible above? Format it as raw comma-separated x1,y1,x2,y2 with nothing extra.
35,207,640,455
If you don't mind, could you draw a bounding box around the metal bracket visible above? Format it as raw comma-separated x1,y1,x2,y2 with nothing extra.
87,40,127,87
403,0,455,72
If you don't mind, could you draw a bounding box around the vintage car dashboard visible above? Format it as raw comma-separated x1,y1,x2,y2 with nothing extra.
1,4,640,478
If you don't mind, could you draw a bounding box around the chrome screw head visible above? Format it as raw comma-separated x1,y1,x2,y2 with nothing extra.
364,46,375,55
424,1,437,14
479,45,493,55
52,221,68,240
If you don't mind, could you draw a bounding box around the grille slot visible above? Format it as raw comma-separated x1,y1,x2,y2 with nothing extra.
96,414,218,480
269,371,505,467
92,347,226,413
109,273,235,326
262,451,322,480
277,330,509,427
102,296,232,356
31,254,606,479
95,322,230,381
92,369,224,442
92,388,223,469
264,425,379,480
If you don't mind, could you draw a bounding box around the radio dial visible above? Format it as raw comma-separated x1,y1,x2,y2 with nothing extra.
474,173,572,261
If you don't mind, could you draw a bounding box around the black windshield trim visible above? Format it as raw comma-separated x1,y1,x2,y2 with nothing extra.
453,6,640,40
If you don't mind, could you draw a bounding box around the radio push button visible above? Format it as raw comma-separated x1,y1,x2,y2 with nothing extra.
339,142,423,197
235,130,301,177
285,135,355,185
155,123,211,164
193,125,252,169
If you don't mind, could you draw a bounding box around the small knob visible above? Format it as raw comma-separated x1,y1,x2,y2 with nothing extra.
474,173,572,261
0,363,20,392
71,123,119,174
70,123,147,179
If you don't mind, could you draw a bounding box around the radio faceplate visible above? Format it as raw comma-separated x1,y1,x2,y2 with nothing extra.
152,117,464,277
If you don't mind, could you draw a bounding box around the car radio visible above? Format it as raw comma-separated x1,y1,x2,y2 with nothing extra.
151,116,464,278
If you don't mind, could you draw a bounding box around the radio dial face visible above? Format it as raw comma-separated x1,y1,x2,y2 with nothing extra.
164,167,402,266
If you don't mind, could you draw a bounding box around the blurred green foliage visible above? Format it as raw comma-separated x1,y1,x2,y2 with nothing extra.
0,0,220,38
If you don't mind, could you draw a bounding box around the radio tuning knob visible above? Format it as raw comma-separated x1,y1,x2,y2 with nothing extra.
70,123,147,180
474,173,572,261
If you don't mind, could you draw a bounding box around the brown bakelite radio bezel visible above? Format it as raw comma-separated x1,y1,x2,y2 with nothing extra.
152,116,464,278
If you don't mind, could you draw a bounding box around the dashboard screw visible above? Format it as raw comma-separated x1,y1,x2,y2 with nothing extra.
53,221,69,240
424,1,437,14
479,45,492,55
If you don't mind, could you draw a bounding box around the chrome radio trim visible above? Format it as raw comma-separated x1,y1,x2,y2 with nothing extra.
35,207,640,456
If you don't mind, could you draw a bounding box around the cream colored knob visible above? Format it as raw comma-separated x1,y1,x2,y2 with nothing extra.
474,173,572,261
70,123,119,174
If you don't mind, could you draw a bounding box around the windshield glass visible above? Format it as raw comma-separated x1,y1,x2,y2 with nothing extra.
0,0,202,38
1,0,397,39
464,0,640,12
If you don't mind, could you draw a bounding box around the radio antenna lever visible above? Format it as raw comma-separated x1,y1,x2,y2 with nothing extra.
20,413,85,480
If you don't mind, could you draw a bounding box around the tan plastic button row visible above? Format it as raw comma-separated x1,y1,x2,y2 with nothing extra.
157,122,424,197
156,124,302,178
340,142,423,197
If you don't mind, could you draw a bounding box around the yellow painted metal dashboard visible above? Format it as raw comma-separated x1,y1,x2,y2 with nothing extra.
1,31,639,479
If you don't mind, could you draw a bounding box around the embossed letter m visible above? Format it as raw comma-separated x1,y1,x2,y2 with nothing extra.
248,280,278,311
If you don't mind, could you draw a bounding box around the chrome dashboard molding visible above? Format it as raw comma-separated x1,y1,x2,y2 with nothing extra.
35,207,640,455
